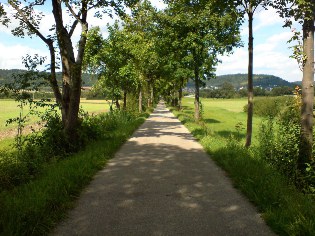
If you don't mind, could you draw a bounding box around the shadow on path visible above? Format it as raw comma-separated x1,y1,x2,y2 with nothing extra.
52,102,275,236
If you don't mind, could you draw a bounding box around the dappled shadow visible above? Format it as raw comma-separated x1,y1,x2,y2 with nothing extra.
192,128,207,138
52,103,274,236
216,130,246,139
203,118,221,124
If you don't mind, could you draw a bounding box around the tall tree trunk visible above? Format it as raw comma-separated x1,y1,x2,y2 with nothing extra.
52,0,88,145
173,83,177,107
245,7,254,147
150,82,154,106
178,78,184,110
115,98,120,110
194,67,200,121
139,89,142,113
299,13,314,168
123,91,127,110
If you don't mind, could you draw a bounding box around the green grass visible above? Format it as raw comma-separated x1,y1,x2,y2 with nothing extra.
172,97,315,235
0,99,109,132
176,97,262,149
0,112,148,236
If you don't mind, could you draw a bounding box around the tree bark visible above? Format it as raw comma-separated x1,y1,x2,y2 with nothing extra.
245,7,254,147
299,13,314,168
178,78,184,110
139,89,142,113
52,0,88,144
115,98,121,110
150,81,154,107
194,66,200,121
123,91,127,110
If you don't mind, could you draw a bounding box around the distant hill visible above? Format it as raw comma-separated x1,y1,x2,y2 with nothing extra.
207,74,297,89
186,73,298,89
0,69,96,87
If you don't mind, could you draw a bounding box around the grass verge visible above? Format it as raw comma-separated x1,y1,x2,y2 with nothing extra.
0,112,148,236
171,98,315,235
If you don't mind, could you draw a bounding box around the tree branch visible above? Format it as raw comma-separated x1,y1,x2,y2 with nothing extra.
9,2,49,44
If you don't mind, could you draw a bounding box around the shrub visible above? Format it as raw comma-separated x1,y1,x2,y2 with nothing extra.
243,96,294,117
257,94,315,193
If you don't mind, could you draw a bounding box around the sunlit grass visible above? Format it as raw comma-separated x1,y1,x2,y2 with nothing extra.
172,97,315,235
177,97,262,148
0,99,109,132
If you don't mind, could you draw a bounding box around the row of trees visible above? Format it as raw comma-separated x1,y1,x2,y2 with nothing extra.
199,83,295,98
0,1,314,171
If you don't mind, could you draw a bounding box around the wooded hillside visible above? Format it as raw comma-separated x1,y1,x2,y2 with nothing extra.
0,69,96,87
186,73,298,89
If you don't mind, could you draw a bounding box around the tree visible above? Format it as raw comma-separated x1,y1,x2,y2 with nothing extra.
163,0,241,120
273,0,314,169
1,0,136,146
234,0,272,147
123,0,162,111
84,24,139,110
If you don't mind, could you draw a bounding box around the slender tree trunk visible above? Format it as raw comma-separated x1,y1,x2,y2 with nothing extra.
139,89,142,113
150,82,154,106
115,98,120,110
245,7,254,147
194,67,200,121
123,91,127,110
299,14,314,168
178,78,183,110
173,83,177,107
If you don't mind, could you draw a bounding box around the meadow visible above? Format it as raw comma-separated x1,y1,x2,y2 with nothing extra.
177,97,262,149
0,99,109,132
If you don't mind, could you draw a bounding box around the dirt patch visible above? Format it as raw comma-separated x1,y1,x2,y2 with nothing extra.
0,123,43,141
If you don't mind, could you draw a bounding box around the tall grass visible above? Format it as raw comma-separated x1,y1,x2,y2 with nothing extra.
0,111,148,236
171,97,315,235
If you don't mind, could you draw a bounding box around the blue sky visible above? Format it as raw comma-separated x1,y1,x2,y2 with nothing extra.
0,1,304,82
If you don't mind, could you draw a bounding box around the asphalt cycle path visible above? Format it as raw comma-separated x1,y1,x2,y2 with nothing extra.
52,101,275,236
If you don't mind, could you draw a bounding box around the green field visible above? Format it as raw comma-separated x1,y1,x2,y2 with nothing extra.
174,97,315,235
177,97,262,148
0,99,109,132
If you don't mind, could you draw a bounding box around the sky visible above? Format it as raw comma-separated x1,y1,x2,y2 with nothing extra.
0,1,306,82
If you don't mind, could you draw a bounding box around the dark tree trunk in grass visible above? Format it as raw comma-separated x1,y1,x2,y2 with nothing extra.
123,91,127,110
194,66,200,121
245,6,254,147
115,99,120,110
299,13,314,168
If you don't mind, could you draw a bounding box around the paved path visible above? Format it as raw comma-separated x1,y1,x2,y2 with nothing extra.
52,102,275,236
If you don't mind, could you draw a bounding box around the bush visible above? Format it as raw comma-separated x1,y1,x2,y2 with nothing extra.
243,96,294,117
257,95,315,193
0,108,140,192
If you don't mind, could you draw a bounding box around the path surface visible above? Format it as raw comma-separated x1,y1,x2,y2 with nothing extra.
52,102,275,236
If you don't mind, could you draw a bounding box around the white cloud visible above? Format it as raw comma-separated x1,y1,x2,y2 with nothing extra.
217,42,302,82
253,7,284,32
0,42,49,69
217,7,303,83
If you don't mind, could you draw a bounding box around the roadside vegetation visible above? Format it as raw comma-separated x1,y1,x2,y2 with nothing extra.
171,97,315,235
0,110,149,235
